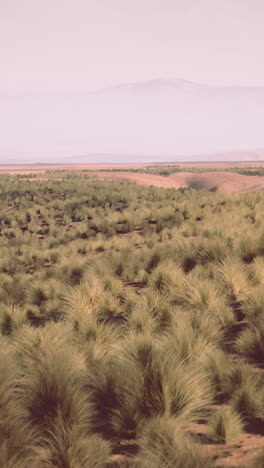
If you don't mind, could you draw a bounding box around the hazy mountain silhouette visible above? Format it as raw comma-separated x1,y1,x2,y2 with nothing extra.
93,78,264,96
2,79,264,163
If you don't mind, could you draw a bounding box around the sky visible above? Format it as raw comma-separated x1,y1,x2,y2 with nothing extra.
1,0,264,162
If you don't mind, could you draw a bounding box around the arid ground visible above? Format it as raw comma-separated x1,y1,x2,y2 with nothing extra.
2,161,264,194
86,170,264,194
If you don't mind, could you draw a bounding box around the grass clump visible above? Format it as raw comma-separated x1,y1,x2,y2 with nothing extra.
226,363,264,419
235,323,264,364
208,407,244,443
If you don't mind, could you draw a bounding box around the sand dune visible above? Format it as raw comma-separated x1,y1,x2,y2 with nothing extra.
169,171,264,193
90,170,264,194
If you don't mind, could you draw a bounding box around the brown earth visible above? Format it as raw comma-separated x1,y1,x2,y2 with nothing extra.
169,171,264,193
86,170,264,194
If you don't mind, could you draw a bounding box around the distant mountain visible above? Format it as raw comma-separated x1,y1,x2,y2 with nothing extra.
93,78,208,96
93,78,264,97
1,78,264,162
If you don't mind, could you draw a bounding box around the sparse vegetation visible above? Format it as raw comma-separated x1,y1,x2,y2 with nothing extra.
1,172,264,466
81,164,264,177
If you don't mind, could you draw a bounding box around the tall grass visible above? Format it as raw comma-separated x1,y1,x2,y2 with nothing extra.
1,174,264,465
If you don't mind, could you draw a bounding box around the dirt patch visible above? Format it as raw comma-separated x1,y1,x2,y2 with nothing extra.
85,170,264,194
188,420,264,467
169,171,264,194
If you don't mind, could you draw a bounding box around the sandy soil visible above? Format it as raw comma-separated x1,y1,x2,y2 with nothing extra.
169,171,264,193
86,170,264,194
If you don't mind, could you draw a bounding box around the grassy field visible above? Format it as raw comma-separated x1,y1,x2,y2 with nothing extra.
1,173,264,467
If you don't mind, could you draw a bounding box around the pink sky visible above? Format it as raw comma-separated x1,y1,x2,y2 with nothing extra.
1,0,264,162
1,0,264,95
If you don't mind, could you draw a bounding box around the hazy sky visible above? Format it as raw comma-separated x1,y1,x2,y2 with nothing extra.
1,0,264,96
1,0,264,162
